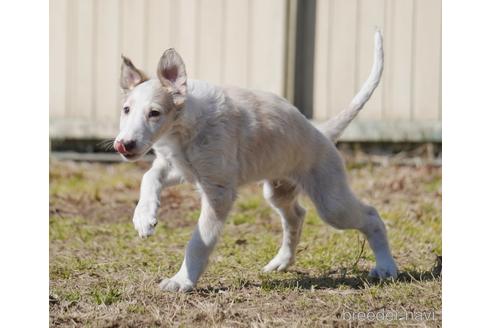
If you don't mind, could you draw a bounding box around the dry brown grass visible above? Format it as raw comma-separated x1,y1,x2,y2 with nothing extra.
49,155,441,327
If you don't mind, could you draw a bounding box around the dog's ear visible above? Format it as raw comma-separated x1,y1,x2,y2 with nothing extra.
157,48,187,108
120,55,148,92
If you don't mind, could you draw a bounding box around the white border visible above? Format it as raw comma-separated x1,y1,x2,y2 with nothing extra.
443,0,492,326
0,0,48,326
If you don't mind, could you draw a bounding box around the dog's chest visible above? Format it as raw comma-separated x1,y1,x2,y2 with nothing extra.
169,154,195,183
155,144,196,183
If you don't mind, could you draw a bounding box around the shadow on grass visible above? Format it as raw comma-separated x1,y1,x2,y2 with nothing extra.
195,256,441,294
258,269,440,291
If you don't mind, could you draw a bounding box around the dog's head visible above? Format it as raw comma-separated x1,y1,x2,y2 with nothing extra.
114,49,187,161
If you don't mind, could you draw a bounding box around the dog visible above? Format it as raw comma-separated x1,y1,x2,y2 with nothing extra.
114,31,398,292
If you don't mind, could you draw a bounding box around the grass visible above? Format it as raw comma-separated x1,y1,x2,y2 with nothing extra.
49,155,441,327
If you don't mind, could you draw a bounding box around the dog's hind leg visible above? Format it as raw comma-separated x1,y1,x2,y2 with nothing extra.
301,155,398,279
262,180,306,272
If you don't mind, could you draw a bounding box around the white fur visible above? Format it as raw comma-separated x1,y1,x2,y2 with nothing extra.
115,32,397,292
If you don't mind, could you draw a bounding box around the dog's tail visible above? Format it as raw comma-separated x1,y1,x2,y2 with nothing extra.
317,30,384,142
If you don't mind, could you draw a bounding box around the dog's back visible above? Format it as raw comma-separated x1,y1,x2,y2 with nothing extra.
184,82,325,185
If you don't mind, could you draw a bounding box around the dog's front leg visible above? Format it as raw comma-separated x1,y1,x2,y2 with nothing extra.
160,184,235,292
133,158,181,237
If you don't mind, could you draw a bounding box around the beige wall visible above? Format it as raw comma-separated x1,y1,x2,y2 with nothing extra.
50,0,441,141
50,0,288,138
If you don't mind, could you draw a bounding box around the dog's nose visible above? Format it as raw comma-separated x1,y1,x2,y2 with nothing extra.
124,140,136,151
115,139,136,154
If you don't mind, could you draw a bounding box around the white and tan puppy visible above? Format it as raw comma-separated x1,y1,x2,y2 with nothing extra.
114,31,397,292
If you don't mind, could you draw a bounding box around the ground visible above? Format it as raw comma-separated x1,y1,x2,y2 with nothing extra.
49,153,441,327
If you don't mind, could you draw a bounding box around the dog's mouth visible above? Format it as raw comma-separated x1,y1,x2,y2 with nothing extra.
122,152,139,160
119,146,152,161
114,139,154,162
119,150,146,162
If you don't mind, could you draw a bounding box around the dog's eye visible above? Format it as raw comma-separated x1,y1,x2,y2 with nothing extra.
123,106,130,114
149,110,160,118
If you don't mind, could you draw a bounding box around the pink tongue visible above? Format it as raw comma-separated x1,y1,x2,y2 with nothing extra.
115,142,127,154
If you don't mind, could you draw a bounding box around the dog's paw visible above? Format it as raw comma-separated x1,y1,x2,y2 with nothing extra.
369,260,398,279
262,254,294,272
159,275,195,292
132,203,158,238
